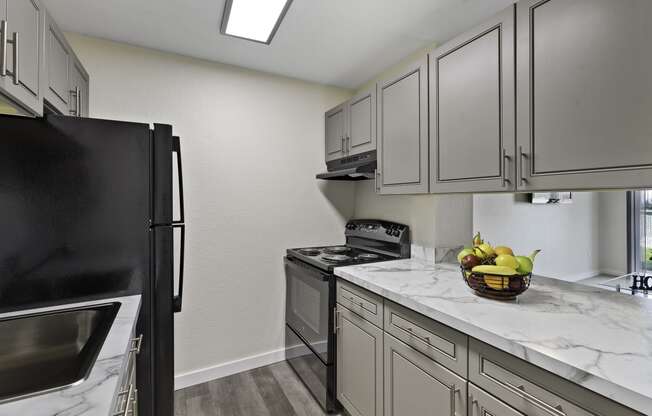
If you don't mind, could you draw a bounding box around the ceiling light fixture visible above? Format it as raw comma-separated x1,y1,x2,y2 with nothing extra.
220,0,293,45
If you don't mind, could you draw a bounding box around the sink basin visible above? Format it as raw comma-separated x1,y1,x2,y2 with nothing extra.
0,302,120,403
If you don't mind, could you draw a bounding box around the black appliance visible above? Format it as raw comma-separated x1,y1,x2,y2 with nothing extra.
284,219,410,412
316,150,376,181
0,114,185,416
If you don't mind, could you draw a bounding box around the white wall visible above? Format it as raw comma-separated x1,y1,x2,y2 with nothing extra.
598,191,628,276
65,34,355,383
473,193,602,281
354,182,473,250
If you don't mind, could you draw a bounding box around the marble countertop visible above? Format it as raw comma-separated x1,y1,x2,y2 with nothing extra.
0,295,141,416
334,259,652,415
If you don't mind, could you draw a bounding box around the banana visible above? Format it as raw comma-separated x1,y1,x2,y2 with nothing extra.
471,265,519,276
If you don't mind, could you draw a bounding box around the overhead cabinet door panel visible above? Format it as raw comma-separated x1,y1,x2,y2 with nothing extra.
517,0,652,190
378,58,429,194
325,104,346,162
349,87,376,156
45,14,70,114
1,0,42,113
430,6,515,193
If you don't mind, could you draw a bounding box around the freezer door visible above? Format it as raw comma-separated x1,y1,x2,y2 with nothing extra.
0,114,150,310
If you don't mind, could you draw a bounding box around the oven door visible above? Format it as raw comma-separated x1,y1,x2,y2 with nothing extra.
284,256,332,364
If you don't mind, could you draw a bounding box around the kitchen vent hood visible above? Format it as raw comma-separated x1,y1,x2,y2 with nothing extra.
316,151,376,181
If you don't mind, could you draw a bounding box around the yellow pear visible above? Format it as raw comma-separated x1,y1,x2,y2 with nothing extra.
494,246,514,256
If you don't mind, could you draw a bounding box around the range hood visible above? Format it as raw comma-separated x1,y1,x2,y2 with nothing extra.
316,151,376,181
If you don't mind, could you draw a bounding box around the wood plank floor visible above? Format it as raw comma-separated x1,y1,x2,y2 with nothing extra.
174,362,342,416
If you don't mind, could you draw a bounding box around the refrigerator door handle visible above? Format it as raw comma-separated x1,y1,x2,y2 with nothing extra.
172,136,185,225
172,224,185,313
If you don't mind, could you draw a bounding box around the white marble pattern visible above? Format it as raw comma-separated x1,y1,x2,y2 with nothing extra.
0,295,141,416
334,259,652,415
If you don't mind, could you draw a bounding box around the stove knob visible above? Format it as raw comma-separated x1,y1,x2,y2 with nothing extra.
392,229,400,237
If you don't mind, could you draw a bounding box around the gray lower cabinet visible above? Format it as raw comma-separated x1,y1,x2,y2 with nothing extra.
114,333,142,416
377,57,429,194
69,57,89,117
43,11,70,115
469,383,525,416
384,333,466,416
516,0,652,191
0,0,43,115
348,86,376,157
469,339,641,416
429,5,515,193
336,305,383,416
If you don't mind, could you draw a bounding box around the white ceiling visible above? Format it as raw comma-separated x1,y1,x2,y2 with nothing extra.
43,0,515,89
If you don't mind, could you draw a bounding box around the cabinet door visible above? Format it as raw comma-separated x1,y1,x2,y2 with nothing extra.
348,86,376,157
517,0,652,191
43,12,69,115
377,57,429,194
469,384,525,416
1,0,43,114
69,58,89,117
325,103,346,162
384,333,466,416
336,305,383,416
430,6,515,193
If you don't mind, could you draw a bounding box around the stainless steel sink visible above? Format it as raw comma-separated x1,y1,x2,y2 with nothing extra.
0,302,120,403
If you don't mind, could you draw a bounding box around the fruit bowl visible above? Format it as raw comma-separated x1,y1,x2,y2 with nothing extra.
457,233,539,301
461,267,532,300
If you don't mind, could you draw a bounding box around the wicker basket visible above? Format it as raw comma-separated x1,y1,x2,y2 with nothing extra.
461,266,532,300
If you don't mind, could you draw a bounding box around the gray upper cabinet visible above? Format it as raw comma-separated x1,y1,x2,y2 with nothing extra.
69,57,89,117
516,0,652,191
377,57,429,194
384,333,467,416
430,6,515,193
336,305,383,416
348,86,376,157
0,0,43,115
43,12,70,115
325,103,346,162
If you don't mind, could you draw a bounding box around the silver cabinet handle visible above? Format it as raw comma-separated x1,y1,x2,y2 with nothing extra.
130,334,143,354
10,31,18,85
519,146,528,186
333,307,339,334
449,387,460,416
502,148,511,187
512,384,566,416
341,136,345,153
469,393,477,416
78,88,82,116
375,170,381,192
396,322,432,345
346,136,350,154
70,87,80,116
113,382,135,416
0,21,6,77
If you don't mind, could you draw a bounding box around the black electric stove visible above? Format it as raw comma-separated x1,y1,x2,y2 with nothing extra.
284,220,410,412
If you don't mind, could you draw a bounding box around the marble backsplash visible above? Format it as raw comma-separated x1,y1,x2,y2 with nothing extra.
411,244,463,264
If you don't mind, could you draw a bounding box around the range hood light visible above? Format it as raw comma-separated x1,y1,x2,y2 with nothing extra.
221,0,293,44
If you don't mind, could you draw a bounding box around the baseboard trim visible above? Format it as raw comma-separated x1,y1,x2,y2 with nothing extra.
175,348,286,390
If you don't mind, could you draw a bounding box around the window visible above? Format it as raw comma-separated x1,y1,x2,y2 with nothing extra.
628,190,652,273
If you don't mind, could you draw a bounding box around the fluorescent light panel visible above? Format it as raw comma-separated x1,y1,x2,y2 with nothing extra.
221,0,292,44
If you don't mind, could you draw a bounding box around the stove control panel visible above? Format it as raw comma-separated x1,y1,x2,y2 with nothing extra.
345,220,409,242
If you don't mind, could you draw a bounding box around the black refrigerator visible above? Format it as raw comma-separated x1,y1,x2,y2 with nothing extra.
0,114,185,416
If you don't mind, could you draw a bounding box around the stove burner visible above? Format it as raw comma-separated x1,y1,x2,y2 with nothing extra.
321,254,351,263
356,253,381,260
297,248,321,256
323,246,351,254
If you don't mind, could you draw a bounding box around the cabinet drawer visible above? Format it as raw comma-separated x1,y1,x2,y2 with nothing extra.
469,383,525,416
114,333,142,415
337,279,383,327
469,339,641,416
384,300,467,377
